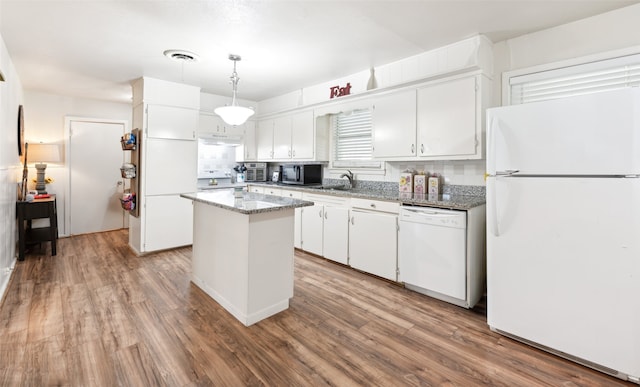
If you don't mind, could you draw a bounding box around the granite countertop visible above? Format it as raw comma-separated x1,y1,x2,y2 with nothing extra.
181,190,314,215
250,182,485,211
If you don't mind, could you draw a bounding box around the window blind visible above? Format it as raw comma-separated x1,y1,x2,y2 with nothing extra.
333,109,373,161
510,53,640,105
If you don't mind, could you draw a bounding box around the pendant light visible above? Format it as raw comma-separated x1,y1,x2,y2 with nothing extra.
215,54,254,126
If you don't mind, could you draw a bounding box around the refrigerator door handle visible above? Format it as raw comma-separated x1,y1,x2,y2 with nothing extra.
495,169,520,176
489,178,501,237
487,116,497,174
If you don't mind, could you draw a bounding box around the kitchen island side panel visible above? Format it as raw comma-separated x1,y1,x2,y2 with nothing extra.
191,201,295,326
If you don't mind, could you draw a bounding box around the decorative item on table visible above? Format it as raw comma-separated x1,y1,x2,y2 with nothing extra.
399,169,416,193
414,172,428,195
120,163,136,178
29,142,61,194
428,173,443,195
120,132,136,150
233,163,247,183
119,192,136,211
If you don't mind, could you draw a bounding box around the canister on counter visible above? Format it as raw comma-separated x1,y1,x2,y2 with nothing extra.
399,170,415,193
414,172,427,195
428,174,443,195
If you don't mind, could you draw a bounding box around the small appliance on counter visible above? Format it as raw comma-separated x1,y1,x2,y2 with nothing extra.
280,164,322,185
243,162,268,182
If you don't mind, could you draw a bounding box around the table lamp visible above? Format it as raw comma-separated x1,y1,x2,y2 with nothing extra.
29,143,61,194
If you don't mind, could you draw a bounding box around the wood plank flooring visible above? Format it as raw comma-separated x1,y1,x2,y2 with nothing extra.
0,230,633,386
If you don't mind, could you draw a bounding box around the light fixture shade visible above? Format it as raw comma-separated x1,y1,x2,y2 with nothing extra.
28,143,61,163
215,105,255,126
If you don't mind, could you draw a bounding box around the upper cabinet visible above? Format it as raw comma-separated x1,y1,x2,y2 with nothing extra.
371,72,491,161
198,112,244,137
256,119,275,160
256,110,329,161
372,89,417,159
417,75,480,159
146,105,198,140
236,121,257,162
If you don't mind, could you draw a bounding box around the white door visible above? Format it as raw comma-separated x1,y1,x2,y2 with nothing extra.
300,204,323,256
417,76,476,158
348,209,398,281
372,89,417,158
69,119,126,235
291,111,314,159
323,206,349,264
487,176,640,377
487,87,640,175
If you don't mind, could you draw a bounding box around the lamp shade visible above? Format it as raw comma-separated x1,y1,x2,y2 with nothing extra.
28,143,61,163
214,105,255,126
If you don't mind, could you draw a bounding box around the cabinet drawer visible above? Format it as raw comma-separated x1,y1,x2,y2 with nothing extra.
351,198,399,214
303,193,350,207
280,189,303,199
264,187,282,196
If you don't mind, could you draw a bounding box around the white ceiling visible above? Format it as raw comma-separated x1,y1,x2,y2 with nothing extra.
0,0,636,104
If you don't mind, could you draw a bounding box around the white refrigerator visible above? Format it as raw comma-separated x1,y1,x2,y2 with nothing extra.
486,88,640,384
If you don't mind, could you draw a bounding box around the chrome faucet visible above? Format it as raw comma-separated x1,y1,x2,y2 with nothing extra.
340,169,354,188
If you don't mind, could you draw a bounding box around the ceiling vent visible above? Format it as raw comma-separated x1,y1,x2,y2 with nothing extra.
163,49,200,63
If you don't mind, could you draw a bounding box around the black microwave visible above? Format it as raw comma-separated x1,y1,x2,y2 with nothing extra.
280,164,322,185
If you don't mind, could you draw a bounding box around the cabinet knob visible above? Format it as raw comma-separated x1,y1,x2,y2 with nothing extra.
420,144,425,154
411,144,415,154
324,212,328,219
351,216,355,225
370,203,376,208
319,210,323,218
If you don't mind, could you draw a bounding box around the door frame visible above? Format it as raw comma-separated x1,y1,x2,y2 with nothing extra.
64,116,130,236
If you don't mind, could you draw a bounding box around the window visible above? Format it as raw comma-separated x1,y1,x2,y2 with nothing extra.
510,53,640,105
332,109,381,169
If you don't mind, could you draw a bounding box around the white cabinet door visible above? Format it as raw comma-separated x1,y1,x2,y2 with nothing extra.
301,204,324,256
372,90,416,158
248,186,264,193
256,120,274,160
147,104,197,140
281,189,303,248
417,76,478,158
237,122,256,161
198,111,220,135
145,195,193,251
145,138,197,195
273,116,293,159
291,110,315,159
323,206,349,265
349,209,398,281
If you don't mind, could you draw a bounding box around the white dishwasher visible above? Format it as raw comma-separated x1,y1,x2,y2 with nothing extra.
398,206,467,305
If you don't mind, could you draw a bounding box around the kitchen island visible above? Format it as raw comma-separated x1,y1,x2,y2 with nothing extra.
181,190,313,326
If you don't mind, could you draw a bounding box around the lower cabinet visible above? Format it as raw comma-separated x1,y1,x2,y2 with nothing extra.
300,203,324,256
322,206,349,265
280,189,303,248
144,195,193,252
348,199,399,281
300,193,350,263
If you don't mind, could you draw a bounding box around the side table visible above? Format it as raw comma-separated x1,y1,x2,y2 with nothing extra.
16,195,58,261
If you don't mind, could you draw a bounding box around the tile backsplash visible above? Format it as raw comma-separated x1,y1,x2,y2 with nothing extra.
387,160,486,186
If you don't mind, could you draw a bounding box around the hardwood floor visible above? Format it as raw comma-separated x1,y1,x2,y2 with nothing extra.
0,230,632,386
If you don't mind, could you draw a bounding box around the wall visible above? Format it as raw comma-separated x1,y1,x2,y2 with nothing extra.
258,4,640,188
493,3,640,105
0,31,23,301
23,91,131,236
